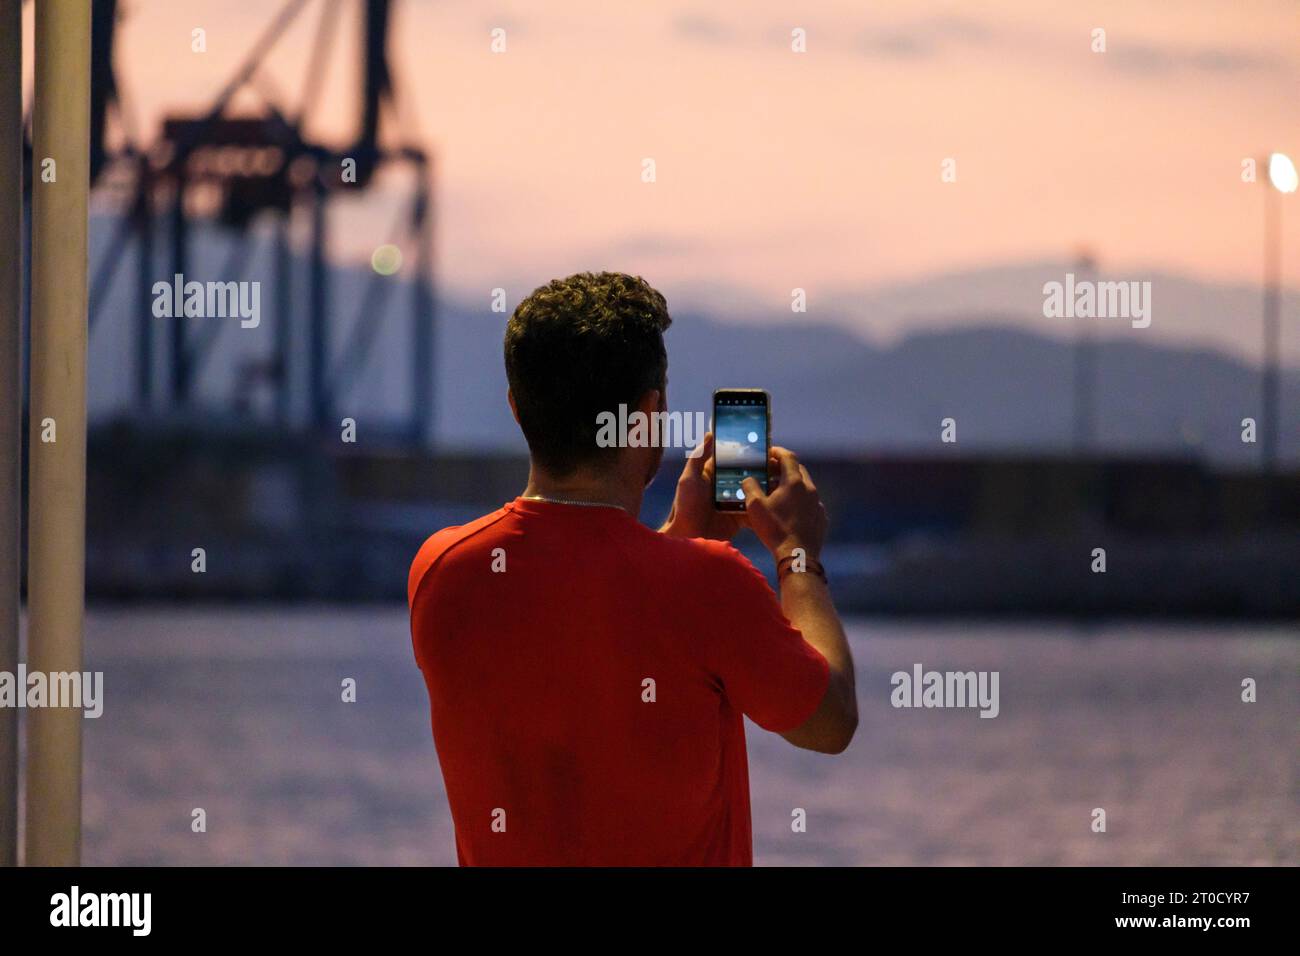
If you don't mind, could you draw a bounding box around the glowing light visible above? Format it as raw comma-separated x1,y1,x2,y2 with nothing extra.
371,244,404,275
1268,152,1297,194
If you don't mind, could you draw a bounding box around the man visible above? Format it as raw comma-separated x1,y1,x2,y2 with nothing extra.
408,272,857,866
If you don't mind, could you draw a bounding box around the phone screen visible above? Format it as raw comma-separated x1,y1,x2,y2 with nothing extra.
713,390,770,510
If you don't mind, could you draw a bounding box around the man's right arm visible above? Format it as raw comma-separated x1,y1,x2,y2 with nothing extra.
741,448,858,754
773,566,856,753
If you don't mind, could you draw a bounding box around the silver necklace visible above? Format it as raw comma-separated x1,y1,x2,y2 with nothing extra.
522,494,627,512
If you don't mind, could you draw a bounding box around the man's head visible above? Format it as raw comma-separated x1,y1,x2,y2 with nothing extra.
505,272,672,480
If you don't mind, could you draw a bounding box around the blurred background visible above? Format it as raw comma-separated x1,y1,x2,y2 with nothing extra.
10,0,1300,864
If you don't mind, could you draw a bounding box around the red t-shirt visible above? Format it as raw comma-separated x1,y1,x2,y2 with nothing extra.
407,496,830,866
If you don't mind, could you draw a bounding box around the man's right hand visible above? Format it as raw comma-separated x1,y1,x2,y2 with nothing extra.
740,447,828,562
743,447,855,755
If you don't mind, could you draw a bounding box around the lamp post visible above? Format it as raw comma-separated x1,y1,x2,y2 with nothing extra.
26,0,91,867
0,0,21,869
1261,152,1296,473
1072,248,1098,456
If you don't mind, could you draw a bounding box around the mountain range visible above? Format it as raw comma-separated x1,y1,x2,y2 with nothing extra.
83,219,1299,466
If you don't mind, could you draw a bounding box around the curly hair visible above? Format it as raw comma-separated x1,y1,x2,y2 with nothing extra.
504,272,672,475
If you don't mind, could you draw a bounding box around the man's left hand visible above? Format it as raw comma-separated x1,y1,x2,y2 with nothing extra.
659,432,747,542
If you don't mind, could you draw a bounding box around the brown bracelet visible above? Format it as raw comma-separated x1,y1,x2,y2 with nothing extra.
777,554,827,583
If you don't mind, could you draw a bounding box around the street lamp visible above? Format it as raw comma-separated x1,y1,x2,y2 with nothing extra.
1261,152,1294,472
1072,247,1098,455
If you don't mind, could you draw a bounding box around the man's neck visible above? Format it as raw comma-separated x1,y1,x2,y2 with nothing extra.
522,464,643,516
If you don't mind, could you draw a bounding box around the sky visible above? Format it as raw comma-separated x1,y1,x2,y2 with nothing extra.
21,0,1300,346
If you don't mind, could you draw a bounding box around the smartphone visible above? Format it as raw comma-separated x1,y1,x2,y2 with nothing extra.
713,388,771,511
